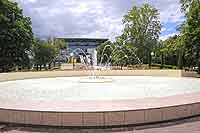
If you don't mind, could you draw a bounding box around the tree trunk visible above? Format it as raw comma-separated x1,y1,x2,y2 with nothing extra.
197,51,200,74
161,52,164,69
48,62,51,69
198,59,200,74
198,65,200,74
177,48,183,69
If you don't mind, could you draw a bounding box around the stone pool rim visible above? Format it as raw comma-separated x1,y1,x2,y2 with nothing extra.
0,70,199,127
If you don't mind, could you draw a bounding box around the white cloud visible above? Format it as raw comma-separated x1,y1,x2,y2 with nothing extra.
161,27,166,32
160,32,179,41
148,0,184,24
27,0,37,3
68,3,89,14
81,17,124,41
12,0,184,40
48,8,64,16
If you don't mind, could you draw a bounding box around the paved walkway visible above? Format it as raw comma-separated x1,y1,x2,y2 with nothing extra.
1,116,200,133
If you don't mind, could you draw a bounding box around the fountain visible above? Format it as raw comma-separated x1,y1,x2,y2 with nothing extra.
0,44,200,127
55,41,142,83
79,48,113,83
65,42,142,83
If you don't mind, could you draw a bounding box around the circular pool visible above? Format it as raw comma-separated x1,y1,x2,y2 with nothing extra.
0,74,200,127
0,76,200,102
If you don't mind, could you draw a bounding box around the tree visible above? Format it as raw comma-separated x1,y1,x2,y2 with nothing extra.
46,38,68,67
113,37,139,66
32,39,58,70
154,40,165,67
179,0,200,73
157,35,185,69
176,35,185,69
180,0,194,13
97,39,138,68
47,38,67,50
122,4,161,67
0,0,34,72
97,41,114,65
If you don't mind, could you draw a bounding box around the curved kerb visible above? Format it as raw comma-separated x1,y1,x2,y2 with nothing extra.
0,70,199,127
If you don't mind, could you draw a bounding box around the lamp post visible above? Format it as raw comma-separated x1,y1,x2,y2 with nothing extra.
150,52,154,69
151,52,155,57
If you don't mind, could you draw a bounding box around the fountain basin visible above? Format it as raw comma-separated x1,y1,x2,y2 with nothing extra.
0,70,199,127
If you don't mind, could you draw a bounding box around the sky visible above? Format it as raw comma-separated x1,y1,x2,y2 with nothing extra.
12,0,184,41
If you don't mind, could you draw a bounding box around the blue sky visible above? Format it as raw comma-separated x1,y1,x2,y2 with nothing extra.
12,0,184,41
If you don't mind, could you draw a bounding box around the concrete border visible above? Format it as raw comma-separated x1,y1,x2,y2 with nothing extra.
0,70,198,82
0,70,199,127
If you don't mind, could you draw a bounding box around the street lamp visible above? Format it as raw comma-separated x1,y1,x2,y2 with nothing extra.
151,52,155,57
149,52,155,69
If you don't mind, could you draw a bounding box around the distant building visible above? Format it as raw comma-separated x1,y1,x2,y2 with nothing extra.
56,38,108,64
63,38,108,53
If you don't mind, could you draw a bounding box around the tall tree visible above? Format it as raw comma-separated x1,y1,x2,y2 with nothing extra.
97,41,114,65
97,39,138,67
179,0,200,73
180,0,194,13
158,35,185,68
46,38,68,67
122,4,161,66
47,38,67,50
0,0,34,72
32,39,58,70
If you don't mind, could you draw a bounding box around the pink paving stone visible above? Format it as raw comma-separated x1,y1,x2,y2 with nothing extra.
61,113,82,126
24,111,42,125
41,112,62,126
9,110,25,124
105,112,125,126
125,110,145,125
0,92,200,112
83,113,104,126
0,92,199,126
162,105,190,121
144,109,162,123
0,110,9,123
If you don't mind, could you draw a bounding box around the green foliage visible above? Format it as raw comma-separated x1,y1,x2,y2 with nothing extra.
32,39,59,69
48,38,67,50
97,39,138,66
0,0,34,72
113,38,138,65
179,0,200,72
97,4,161,67
122,4,161,64
156,35,185,69
180,0,194,13
97,41,114,65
